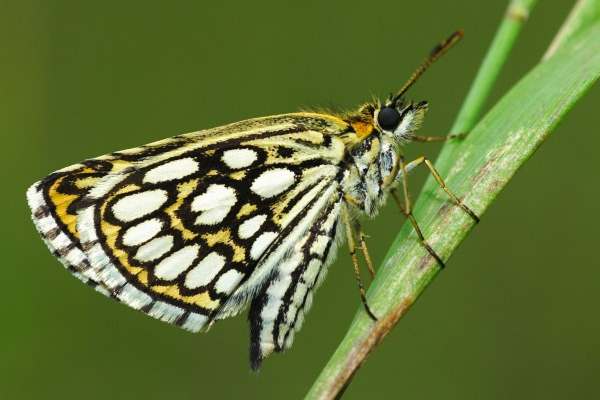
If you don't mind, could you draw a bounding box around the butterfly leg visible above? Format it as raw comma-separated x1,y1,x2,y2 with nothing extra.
411,133,466,142
391,189,445,267
403,130,476,216
414,156,480,223
342,205,378,321
392,154,480,266
358,228,376,279
343,199,376,277
381,156,421,190
392,155,446,267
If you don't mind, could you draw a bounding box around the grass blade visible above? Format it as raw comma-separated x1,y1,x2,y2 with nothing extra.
306,20,600,400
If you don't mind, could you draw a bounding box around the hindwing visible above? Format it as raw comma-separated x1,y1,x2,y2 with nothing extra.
248,195,343,368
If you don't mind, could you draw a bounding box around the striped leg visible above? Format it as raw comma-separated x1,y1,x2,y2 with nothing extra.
342,206,377,321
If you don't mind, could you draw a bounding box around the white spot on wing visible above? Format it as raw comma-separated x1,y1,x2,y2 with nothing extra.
303,259,322,286
292,282,308,306
261,296,282,321
154,244,199,281
112,189,168,222
185,252,226,289
304,291,314,311
267,275,292,299
88,173,130,199
284,327,295,349
250,231,278,260
134,235,174,262
251,168,295,198
310,234,330,256
295,309,305,331
222,148,257,169
191,184,237,225
143,158,199,183
238,214,267,239
215,269,244,294
122,218,163,246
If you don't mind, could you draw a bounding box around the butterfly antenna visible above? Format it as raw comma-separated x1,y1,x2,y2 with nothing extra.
392,30,464,105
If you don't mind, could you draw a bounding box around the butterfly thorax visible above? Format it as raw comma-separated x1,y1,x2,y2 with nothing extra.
339,100,428,217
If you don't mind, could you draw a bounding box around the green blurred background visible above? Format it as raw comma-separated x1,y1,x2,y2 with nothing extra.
2,1,598,399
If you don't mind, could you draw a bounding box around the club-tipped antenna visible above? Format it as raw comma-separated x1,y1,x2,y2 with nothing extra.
391,30,464,105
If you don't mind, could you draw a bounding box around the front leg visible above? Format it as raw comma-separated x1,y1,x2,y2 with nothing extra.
411,133,467,142
381,156,422,191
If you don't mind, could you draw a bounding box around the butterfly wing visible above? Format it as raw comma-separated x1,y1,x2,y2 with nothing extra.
28,113,350,339
248,195,343,368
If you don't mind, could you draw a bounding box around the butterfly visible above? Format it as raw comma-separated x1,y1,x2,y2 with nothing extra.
26,30,477,369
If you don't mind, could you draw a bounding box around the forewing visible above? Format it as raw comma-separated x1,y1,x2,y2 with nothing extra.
27,113,348,333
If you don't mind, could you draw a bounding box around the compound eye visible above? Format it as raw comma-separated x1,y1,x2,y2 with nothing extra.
377,107,401,131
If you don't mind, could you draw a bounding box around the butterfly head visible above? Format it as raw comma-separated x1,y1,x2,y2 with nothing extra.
373,98,428,142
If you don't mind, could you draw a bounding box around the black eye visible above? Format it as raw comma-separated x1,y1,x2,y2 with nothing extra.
377,107,401,131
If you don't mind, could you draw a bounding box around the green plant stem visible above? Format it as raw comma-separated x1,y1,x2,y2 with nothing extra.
305,3,600,399
451,0,538,136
